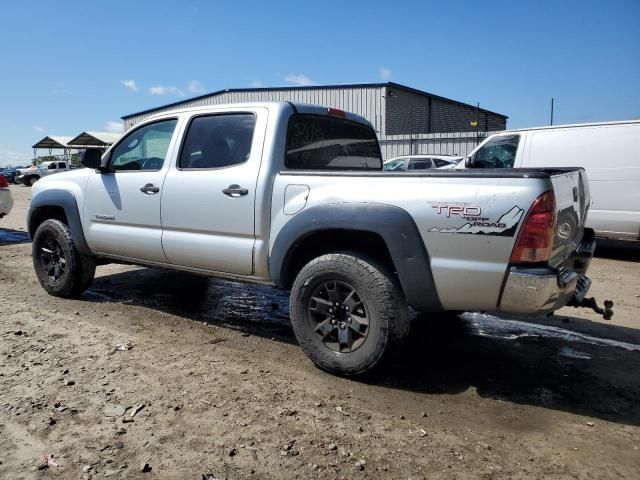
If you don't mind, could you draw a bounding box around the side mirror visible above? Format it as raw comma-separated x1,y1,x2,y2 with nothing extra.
99,151,112,172
464,156,474,168
80,149,102,170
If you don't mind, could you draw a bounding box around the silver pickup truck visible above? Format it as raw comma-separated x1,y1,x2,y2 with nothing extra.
27,102,606,376
17,160,70,186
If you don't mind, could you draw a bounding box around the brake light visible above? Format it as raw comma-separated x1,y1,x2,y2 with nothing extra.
0,175,9,189
510,190,556,264
327,107,346,117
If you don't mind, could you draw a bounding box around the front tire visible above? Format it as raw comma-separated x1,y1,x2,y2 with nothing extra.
32,219,96,297
289,253,409,376
28,176,39,186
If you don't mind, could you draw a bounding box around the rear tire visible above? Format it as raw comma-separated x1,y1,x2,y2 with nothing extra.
28,176,39,186
32,219,96,297
289,253,409,376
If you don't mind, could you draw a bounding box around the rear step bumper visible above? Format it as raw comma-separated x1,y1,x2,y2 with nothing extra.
499,228,596,316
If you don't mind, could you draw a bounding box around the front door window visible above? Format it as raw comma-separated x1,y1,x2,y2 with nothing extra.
109,119,178,171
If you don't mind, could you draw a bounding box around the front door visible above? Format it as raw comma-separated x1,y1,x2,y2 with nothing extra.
83,118,179,262
160,110,265,275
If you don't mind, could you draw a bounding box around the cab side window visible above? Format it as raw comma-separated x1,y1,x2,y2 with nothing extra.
473,135,520,168
408,158,433,170
110,119,178,171
433,159,449,167
179,114,256,169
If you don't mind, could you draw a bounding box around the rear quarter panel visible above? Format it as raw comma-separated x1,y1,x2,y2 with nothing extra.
271,173,550,311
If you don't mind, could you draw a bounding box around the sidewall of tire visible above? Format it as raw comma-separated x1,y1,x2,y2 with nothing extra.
289,253,407,376
32,219,94,297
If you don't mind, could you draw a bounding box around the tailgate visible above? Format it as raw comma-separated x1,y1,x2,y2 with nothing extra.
549,168,590,266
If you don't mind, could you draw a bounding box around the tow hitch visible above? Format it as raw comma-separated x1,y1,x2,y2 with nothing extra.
567,275,614,320
571,297,615,320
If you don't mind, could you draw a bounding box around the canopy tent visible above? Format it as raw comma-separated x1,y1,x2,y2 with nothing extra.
31,136,76,161
32,136,74,149
67,131,121,148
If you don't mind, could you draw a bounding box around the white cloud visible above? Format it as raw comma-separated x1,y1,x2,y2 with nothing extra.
380,66,393,81
284,74,315,86
53,82,70,94
249,80,264,88
34,126,44,132
149,85,185,96
121,79,139,91
186,80,205,94
105,120,124,133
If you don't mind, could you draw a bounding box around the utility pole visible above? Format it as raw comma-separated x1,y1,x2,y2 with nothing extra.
550,98,554,126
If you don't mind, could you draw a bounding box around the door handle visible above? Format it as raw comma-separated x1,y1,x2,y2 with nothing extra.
140,183,160,194
223,184,249,197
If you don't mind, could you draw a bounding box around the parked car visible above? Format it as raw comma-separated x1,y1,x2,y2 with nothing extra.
462,120,640,242
27,102,606,376
383,154,462,171
0,174,13,218
16,160,70,186
0,166,27,184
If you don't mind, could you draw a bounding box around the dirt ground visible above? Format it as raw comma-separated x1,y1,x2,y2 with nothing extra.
1,184,639,480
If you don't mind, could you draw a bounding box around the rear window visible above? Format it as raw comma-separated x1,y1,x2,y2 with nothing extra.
285,114,382,170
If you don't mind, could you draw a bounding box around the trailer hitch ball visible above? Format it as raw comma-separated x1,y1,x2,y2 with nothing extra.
573,297,614,320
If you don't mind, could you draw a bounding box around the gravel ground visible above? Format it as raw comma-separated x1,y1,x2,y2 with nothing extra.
1,184,639,479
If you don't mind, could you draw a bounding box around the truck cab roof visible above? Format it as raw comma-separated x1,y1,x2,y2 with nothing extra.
141,101,374,129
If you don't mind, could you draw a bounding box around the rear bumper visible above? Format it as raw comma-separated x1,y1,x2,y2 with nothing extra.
499,228,596,316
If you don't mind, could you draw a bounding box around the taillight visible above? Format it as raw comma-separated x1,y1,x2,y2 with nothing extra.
0,175,9,189
327,107,346,117
510,190,556,264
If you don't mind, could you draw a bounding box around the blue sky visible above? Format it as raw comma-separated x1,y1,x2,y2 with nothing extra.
0,0,638,166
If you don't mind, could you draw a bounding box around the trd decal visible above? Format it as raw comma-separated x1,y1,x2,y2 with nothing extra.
429,206,524,236
431,203,482,218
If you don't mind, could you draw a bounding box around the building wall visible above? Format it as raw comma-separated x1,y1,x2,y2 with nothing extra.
379,131,498,159
385,87,506,135
124,86,387,134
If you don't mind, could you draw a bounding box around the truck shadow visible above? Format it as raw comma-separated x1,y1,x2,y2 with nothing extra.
84,267,640,427
379,312,640,427
0,228,31,246
595,239,640,262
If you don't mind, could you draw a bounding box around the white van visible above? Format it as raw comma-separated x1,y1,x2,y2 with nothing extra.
464,120,640,241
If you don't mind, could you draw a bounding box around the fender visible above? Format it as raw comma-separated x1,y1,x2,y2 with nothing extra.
28,189,92,256
269,203,443,312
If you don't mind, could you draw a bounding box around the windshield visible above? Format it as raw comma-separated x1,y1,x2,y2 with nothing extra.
472,135,520,168
383,159,407,171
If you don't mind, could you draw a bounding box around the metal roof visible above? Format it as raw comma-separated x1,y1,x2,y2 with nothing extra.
121,82,508,120
67,131,121,147
32,136,75,149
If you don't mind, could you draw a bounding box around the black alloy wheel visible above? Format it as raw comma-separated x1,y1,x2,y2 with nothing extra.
308,280,369,353
38,234,67,284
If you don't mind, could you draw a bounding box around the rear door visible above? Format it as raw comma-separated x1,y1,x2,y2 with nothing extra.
160,108,267,275
84,117,180,261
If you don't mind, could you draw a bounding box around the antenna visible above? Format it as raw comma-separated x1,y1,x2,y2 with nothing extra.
550,98,554,126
